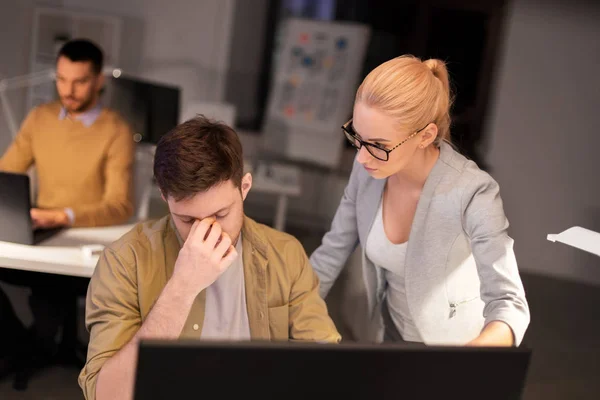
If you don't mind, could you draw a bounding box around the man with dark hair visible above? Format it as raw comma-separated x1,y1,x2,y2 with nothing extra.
79,116,341,400
0,38,134,387
0,37,134,227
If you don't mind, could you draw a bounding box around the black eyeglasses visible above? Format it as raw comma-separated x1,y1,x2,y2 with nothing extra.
342,119,429,162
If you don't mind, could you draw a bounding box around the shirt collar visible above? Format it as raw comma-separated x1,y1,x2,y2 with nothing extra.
58,102,103,127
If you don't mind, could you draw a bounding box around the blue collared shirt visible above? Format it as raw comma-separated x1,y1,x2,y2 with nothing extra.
58,102,103,127
58,103,103,225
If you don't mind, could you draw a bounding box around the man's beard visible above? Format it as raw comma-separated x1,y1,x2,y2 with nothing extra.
213,227,241,249
230,231,241,248
61,95,95,113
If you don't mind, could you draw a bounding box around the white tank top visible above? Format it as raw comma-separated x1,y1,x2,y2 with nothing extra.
365,199,422,342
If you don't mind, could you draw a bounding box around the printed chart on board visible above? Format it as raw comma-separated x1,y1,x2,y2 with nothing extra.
262,18,370,168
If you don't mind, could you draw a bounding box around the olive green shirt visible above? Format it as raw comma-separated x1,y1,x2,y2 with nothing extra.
79,215,341,400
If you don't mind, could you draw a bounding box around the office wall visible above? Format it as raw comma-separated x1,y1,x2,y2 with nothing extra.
224,0,270,126
0,0,63,154
60,0,235,103
485,0,600,285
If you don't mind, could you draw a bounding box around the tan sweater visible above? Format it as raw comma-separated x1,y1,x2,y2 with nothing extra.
0,101,135,227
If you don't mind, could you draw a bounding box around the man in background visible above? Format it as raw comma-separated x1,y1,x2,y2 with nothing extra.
0,38,134,227
0,39,135,388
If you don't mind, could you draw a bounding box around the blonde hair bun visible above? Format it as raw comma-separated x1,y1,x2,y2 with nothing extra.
422,58,450,99
356,55,453,146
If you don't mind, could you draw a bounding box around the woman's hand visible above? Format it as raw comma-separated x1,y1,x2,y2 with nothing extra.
466,321,515,347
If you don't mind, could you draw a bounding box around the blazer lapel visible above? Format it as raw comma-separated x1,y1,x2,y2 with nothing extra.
404,143,452,300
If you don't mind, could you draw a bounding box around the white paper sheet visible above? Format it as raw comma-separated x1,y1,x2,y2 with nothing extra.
547,226,600,257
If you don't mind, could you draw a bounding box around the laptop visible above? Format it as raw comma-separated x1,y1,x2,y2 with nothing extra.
0,171,63,245
133,340,532,400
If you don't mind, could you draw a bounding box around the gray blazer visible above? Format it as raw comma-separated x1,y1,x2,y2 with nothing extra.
310,142,530,345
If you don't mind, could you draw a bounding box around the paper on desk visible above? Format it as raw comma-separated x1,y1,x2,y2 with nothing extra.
0,241,98,267
60,224,136,244
547,226,600,257
40,224,136,247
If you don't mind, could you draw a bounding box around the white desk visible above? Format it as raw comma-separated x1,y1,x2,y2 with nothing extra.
0,224,136,278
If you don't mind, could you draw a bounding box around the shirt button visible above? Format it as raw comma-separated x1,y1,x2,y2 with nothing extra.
193,324,199,331
259,311,264,320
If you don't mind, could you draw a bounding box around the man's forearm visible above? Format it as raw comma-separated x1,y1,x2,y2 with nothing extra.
95,277,197,400
71,198,133,227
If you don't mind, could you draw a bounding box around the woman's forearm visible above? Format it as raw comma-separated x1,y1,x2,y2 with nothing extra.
466,321,515,347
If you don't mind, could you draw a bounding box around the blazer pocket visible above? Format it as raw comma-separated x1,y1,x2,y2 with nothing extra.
268,304,290,340
448,296,481,319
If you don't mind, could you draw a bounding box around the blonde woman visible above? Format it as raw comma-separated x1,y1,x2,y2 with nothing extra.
310,55,529,346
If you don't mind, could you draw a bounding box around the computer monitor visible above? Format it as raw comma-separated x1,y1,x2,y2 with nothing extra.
133,340,531,400
105,75,180,144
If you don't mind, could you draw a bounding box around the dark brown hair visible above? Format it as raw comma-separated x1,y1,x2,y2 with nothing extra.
154,115,244,201
57,39,103,75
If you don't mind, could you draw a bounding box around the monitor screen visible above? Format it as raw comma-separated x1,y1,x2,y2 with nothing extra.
134,340,532,400
105,75,180,144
